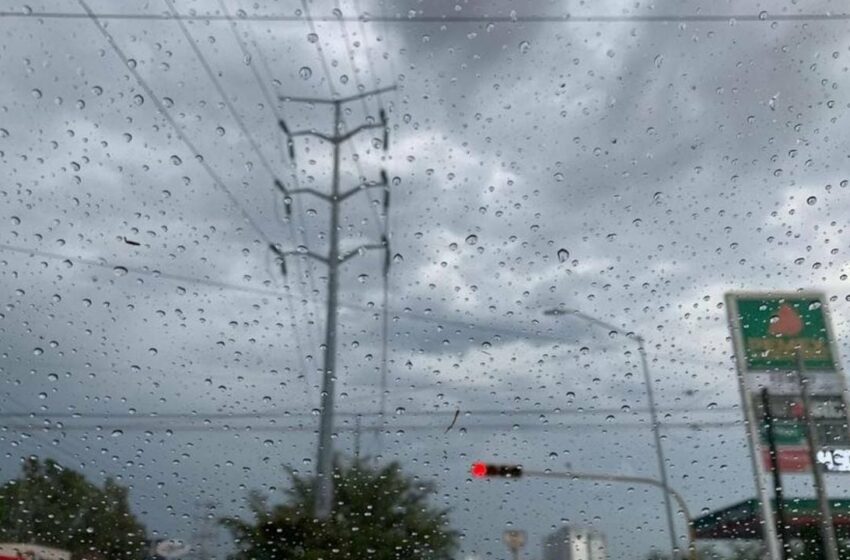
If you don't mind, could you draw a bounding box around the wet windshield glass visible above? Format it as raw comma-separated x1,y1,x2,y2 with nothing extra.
1,3,848,560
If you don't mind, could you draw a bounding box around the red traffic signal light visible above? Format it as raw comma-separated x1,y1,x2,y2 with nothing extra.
470,462,523,478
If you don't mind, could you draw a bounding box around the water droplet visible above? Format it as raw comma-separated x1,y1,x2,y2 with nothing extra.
92,85,103,96
392,253,404,263
0,129,9,138
758,10,768,20
554,172,564,182
806,196,817,206
215,126,225,136
133,94,144,106
299,66,312,80
557,248,569,263
307,33,319,43
11,216,20,225
33,347,44,356
37,392,47,400
170,155,182,166
47,373,58,382
606,49,615,58
357,274,369,283
111,429,123,437
31,88,42,99
395,407,406,415
163,97,174,108
653,54,664,68
113,266,129,276
518,40,530,54
123,133,133,143
465,234,478,245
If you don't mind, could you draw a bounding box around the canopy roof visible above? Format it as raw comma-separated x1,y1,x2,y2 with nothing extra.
694,498,850,539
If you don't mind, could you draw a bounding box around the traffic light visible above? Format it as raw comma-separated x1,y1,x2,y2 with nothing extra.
470,462,523,478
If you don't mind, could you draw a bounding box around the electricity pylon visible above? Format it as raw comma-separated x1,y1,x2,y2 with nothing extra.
272,85,396,519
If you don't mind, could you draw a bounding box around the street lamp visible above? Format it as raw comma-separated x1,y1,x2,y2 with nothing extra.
543,307,679,558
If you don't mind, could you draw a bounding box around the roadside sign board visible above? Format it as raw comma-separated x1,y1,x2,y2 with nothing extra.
735,296,836,372
727,291,849,474
761,447,811,472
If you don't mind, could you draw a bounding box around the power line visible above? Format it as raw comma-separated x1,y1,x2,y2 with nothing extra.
215,0,323,343
76,0,313,384
0,420,743,433
298,1,396,461
299,0,338,97
328,1,394,435
7,10,850,23
2,234,737,366
74,1,269,243
0,240,590,344
162,0,318,372
3,396,87,466
346,0,399,443
0,405,741,420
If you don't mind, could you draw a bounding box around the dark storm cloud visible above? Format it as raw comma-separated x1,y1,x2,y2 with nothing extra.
4,1,850,559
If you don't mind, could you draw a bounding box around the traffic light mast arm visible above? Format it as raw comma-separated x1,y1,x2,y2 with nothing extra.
520,468,695,560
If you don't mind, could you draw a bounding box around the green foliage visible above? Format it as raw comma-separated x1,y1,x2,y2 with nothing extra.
0,457,147,560
221,457,458,560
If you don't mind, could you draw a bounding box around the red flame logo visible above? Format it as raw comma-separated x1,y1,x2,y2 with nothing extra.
768,304,803,337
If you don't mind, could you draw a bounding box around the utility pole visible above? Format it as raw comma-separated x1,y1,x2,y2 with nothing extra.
272,85,396,520
795,349,839,560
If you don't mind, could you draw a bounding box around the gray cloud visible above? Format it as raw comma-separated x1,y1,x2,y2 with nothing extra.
3,1,850,559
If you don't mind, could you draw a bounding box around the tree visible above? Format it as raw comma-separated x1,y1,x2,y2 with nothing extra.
221,457,458,560
0,458,147,560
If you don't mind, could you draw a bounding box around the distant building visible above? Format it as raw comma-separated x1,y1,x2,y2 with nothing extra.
542,526,606,560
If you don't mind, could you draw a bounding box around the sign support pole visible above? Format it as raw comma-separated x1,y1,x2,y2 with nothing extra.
761,388,791,560
726,294,782,560
796,350,840,560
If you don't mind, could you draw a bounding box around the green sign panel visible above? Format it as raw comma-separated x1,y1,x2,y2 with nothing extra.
733,295,836,372
760,420,806,446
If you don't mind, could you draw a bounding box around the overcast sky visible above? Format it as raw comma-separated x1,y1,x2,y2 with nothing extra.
2,0,850,558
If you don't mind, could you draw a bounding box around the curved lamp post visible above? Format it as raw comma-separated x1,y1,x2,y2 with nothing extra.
543,307,679,557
